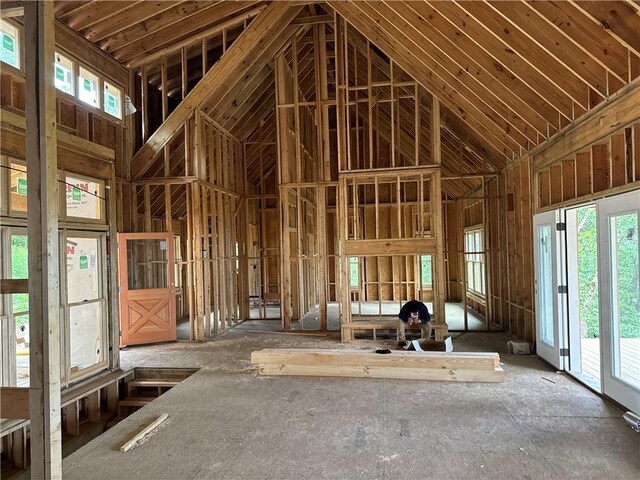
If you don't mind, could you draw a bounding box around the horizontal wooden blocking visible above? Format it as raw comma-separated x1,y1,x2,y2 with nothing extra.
344,238,436,256
0,387,30,419
0,279,28,294
251,349,505,383
340,320,448,342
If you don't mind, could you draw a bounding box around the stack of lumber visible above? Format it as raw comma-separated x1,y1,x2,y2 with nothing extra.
251,349,504,383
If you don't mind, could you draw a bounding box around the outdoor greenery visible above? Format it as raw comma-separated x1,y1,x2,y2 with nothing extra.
10,234,29,328
577,208,639,339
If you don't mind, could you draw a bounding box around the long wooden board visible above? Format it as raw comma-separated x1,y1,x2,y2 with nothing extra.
257,363,505,383
251,349,504,383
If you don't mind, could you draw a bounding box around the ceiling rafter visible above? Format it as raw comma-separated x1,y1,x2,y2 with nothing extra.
373,1,545,141
520,0,627,85
484,0,608,98
452,1,590,111
330,1,520,161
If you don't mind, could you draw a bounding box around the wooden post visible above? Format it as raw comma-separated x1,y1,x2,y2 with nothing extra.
24,1,62,477
431,95,446,327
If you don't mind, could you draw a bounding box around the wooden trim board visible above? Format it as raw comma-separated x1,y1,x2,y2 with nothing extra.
251,349,504,383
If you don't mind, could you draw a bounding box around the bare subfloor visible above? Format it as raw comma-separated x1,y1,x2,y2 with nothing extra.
63,321,639,480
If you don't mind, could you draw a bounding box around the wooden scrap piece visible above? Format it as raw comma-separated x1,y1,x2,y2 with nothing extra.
120,413,169,453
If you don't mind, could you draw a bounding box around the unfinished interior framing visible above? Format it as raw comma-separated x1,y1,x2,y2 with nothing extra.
1,1,639,476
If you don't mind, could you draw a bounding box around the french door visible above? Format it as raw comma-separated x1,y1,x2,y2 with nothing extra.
597,191,640,413
533,210,566,370
535,190,640,413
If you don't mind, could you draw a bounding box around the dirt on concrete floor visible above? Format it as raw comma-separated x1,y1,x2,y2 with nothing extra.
63,321,640,480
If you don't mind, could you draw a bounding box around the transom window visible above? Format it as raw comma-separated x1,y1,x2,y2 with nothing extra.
0,19,20,69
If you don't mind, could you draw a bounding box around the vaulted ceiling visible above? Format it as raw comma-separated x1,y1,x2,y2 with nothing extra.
54,1,640,184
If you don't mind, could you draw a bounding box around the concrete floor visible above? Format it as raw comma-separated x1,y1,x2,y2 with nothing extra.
63,322,639,480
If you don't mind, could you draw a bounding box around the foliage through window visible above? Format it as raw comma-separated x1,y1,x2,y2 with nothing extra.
420,255,432,287
465,228,485,297
349,257,359,288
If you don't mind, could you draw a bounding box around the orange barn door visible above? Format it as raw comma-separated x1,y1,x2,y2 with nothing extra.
118,233,176,346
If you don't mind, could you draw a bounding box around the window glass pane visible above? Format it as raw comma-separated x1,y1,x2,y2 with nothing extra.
538,224,554,345
0,20,19,69
54,52,74,95
65,175,103,220
66,236,101,304
78,66,99,108
103,80,122,119
420,254,432,286
127,239,169,290
9,162,27,212
349,257,359,288
69,302,104,373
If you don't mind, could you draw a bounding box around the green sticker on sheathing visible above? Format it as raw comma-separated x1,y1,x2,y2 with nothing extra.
55,66,64,81
79,255,88,269
72,186,81,201
108,95,115,108
17,177,27,195
83,78,91,91
3,34,13,52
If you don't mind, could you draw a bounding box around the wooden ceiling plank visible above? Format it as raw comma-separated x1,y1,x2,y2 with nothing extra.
570,0,640,58
453,1,589,110
63,1,141,31
130,3,303,178
337,1,522,157
487,1,609,98
380,1,545,141
99,1,222,54
404,1,559,130
113,1,262,65
427,1,573,123
522,0,627,85
55,1,97,19
82,1,186,43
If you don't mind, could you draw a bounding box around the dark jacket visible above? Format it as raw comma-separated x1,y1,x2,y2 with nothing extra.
398,300,431,324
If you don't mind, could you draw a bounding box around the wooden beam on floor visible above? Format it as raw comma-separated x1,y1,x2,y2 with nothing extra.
251,349,505,382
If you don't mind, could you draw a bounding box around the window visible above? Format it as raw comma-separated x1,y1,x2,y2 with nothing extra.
465,228,486,297
103,80,122,119
64,174,105,221
0,20,19,69
65,234,107,377
54,52,74,95
349,257,360,288
9,162,27,213
78,66,99,108
420,254,432,287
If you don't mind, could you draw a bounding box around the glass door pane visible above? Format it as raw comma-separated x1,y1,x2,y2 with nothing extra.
534,211,566,369
598,190,640,413
608,213,639,389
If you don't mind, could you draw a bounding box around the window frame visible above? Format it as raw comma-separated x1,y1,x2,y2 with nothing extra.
78,64,101,110
60,171,107,226
0,18,23,74
60,230,109,384
54,50,75,96
349,256,360,289
103,79,123,120
464,226,486,299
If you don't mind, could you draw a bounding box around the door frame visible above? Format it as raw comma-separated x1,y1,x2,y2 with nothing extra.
533,210,567,370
